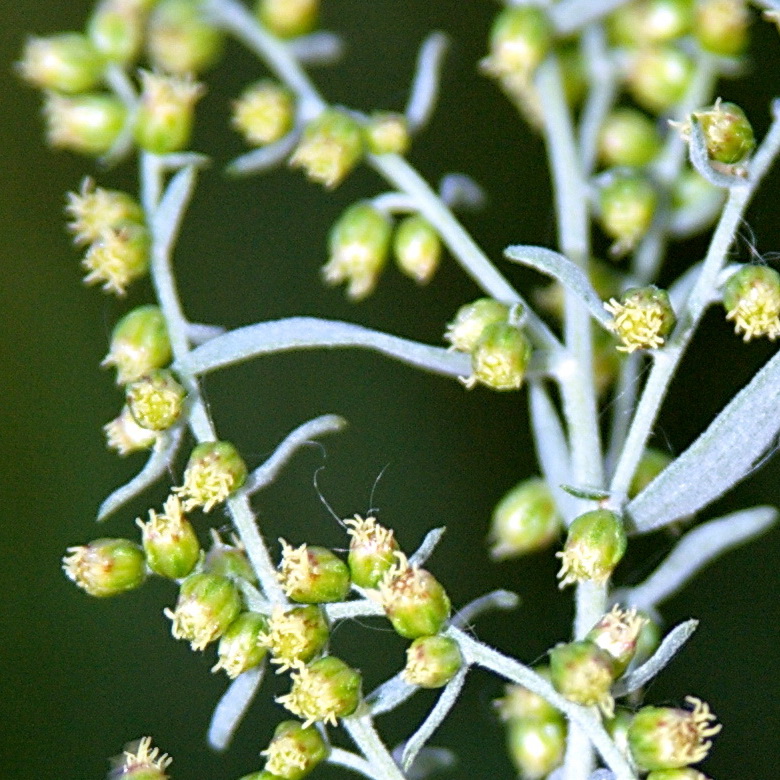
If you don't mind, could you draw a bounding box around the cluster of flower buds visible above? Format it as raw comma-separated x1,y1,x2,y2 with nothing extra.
445,298,532,391
321,201,442,299
495,668,567,779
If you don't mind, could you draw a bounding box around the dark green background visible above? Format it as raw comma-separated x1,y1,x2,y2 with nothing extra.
2,2,779,778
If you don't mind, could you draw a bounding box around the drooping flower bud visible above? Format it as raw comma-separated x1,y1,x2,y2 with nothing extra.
557,509,627,588
82,221,150,294
364,111,411,156
393,214,442,284
627,45,695,115
256,0,320,38
403,634,463,689
465,322,532,391
134,70,204,154
276,657,362,728
694,0,750,56
598,108,662,168
126,369,186,430
345,515,399,589
174,441,248,512
137,495,200,580
65,178,144,246
605,286,676,353
261,720,329,780
164,571,242,650
290,109,364,188
586,606,648,676
445,298,510,353
63,538,147,597
109,736,172,780
379,553,451,639
505,717,566,780
607,0,693,46
277,539,351,603
495,669,559,722
722,264,780,341
18,33,105,94
627,697,721,770
549,639,617,717
43,92,127,156
232,80,295,146
481,6,553,80
259,605,329,672
598,171,657,254
205,532,258,584
212,611,269,678
692,100,754,165
87,0,146,65
104,405,160,455
629,448,673,498
322,202,392,300
102,305,172,385
489,477,561,560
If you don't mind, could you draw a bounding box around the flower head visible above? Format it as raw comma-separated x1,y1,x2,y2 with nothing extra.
605,286,676,353
723,265,780,341
110,736,172,779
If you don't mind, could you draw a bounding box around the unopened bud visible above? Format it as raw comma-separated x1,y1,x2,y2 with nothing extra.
63,538,146,597
607,0,693,47
393,214,441,284
232,80,295,146
598,108,662,168
174,441,248,512
65,178,144,246
364,112,411,156
277,539,351,603
137,495,200,580
256,0,319,38
505,717,566,780
88,0,146,65
694,0,750,56
126,369,186,430
261,720,328,780
691,100,754,165
598,171,657,255
549,639,617,717
345,515,399,589
18,33,105,94
481,6,553,79
647,770,711,780
495,669,558,722
259,605,329,672
403,634,463,689
629,448,672,498
205,532,257,584
82,221,150,295
627,45,695,115
43,92,126,156
212,611,269,678
605,286,676,353
445,298,510,353
722,264,780,341
465,322,532,391
557,509,627,587
102,305,172,385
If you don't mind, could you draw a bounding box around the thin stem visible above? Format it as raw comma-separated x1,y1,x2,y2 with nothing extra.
343,714,407,780
328,748,384,780
551,0,633,36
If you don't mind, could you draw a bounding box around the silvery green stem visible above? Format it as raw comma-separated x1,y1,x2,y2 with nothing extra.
328,748,384,780
343,715,408,780
551,0,633,35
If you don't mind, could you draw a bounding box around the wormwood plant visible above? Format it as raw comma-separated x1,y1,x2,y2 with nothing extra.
17,0,780,778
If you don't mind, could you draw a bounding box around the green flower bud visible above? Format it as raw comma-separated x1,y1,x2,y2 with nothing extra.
608,0,693,46
633,611,662,667
627,45,695,114
212,611,269,678
277,656,362,728
628,696,721,770
322,202,392,300
82,220,150,295
629,448,673,498
137,495,200,580
606,709,633,759
259,605,329,672
134,70,204,154
494,669,558,722
174,441,248,512
126,369,186,430
380,554,451,639
147,0,225,75
481,6,553,79
549,639,617,717
87,0,146,65
445,298,511,353
102,305,172,385
598,171,657,254
557,509,627,587
256,0,319,38
598,108,662,168
238,773,282,780
586,606,648,676
465,322,532,391
65,178,144,246
489,477,562,560
693,100,755,164
111,736,172,779
402,634,463,689
364,111,411,156
722,264,780,341
164,571,243,651
345,515,399,589
261,721,328,780
205,532,258,584
505,717,566,780
694,0,750,56
63,538,147,597
605,286,676,353
18,33,105,94
290,109,364,188
232,80,295,146
671,168,725,233
277,540,351,603
43,92,126,156
647,770,711,780
104,405,160,455
393,214,441,284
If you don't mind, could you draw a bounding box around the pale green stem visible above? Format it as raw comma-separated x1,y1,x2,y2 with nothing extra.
551,0,634,36
343,714,407,780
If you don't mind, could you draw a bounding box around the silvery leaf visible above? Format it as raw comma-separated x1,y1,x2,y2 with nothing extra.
207,665,264,751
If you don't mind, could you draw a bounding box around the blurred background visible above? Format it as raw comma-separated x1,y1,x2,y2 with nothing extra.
1,1,779,778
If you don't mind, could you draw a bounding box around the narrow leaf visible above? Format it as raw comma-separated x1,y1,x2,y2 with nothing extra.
367,673,417,716
153,166,197,252
402,666,468,771
226,132,298,176
612,620,698,697
394,745,457,780
405,33,449,130
327,748,382,780
452,589,519,627
504,245,611,327
409,527,446,567
97,428,184,521
560,484,611,501
207,665,265,751
628,348,780,532
179,317,470,379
